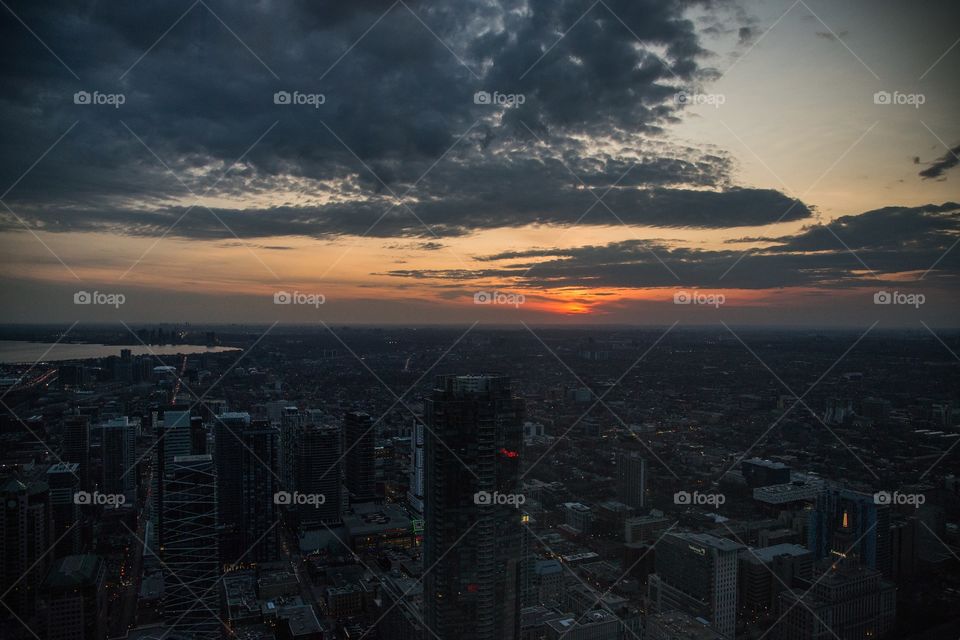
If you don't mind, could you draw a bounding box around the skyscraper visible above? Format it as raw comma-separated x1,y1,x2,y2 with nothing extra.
62,414,90,491
295,422,342,528
345,411,376,503
161,454,219,640
615,451,646,510
38,554,105,640
407,418,425,514
161,409,192,468
278,405,302,492
808,488,891,575
648,532,742,639
239,419,279,562
423,374,524,640
99,417,137,503
46,463,81,558
1,477,52,622
214,413,279,563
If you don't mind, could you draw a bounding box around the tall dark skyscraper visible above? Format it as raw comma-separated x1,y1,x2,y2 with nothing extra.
214,413,279,563
423,374,524,640
61,414,90,491
616,451,647,510
345,411,376,503
46,463,81,558
161,454,219,640
295,422,342,528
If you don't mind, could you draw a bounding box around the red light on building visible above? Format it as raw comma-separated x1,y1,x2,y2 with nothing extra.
499,447,519,458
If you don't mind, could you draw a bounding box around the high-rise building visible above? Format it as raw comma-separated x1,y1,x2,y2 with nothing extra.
214,413,279,563
38,554,105,640
46,463,81,558
99,417,137,503
62,414,90,491
161,410,192,468
738,543,812,618
1,477,52,622
775,564,896,639
808,488,891,576
239,420,279,562
615,452,646,510
648,532,742,639
345,411,376,503
295,422,342,528
161,454,219,640
423,374,524,640
214,412,249,561
408,419,425,514
190,416,207,455
278,406,302,492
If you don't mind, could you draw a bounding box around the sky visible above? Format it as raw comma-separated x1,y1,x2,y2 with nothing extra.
0,0,958,326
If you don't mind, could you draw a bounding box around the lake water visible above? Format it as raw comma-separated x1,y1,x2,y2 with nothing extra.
0,341,240,364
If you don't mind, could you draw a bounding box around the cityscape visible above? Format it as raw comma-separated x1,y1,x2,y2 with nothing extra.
1,1,959,640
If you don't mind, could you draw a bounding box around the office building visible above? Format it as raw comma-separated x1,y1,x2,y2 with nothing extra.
615,451,646,510
738,544,812,617
46,463,82,557
215,413,279,563
808,488,891,575
741,458,791,488
99,417,137,503
62,414,90,491
38,554,105,640
1,477,52,621
646,610,723,640
775,565,895,639
345,411,376,503
423,374,525,640
648,532,742,639
295,422,343,528
408,419,425,513
161,454,219,640
161,409,192,468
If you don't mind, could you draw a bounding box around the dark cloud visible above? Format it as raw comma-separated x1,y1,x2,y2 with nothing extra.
919,144,960,179
0,0,809,240
382,203,960,289
815,30,849,41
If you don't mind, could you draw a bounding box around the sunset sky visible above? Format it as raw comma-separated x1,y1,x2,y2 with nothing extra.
1,0,958,325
